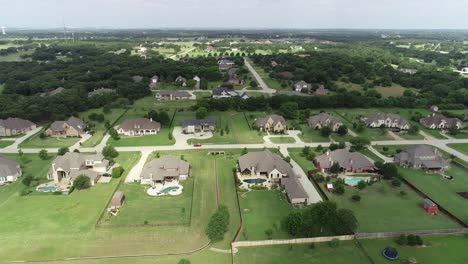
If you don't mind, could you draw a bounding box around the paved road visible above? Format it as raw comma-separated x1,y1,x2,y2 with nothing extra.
244,58,276,94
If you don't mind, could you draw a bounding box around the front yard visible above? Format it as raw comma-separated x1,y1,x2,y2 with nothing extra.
19,129,80,148
78,107,127,147
107,128,175,147
0,140,14,148
447,143,468,155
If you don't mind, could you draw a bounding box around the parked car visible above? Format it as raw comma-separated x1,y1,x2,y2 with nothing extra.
194,143,202,147
102,173,111,177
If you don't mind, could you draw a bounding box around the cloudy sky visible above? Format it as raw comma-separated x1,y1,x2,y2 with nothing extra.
1,0,467,29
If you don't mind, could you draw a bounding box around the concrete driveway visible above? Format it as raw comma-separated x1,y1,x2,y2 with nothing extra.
172,127,213,147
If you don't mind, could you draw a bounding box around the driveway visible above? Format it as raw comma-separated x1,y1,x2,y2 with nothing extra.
1,126,43,151
125,150,152,183
172,127,213,147
244,58,276,94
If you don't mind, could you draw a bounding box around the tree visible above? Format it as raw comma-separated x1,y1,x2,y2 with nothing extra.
380,163,399,180
337,125,348,136
109,128,120,140
112,166,124,178
351,194,361,202
249,80,258,88
335,209,358,234
57,147,69,156
407,234,417,246
206,205,230,242
329,162,341,174
168,131,173,140
196,107,208,119
320,126,332,137
302,146,311,156
279,102,299,119
334,184,345,195
283,211,303,236
408,125,419,135
242,147,248,155
349,137,370,151
448,126,459,136
38,149,48,160
357,180,367,190
103,145,119,159
416,235,423,245
391,178,402,187
396,234,408,245
265,228,274,239
73,175,91,190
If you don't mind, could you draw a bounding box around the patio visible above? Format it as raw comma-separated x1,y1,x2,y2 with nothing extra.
147,179,184,196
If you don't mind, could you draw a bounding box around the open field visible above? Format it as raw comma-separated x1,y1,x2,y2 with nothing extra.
235,241,371,264
19,129,80,148
447,143,468,155
79,107,127,147
0,152,141,261
360,235,468,264
238,190,295,241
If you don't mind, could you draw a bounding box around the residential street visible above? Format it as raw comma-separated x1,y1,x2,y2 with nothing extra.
244,58,276,94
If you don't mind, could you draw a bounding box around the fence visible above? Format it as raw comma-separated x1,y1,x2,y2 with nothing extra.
232,235,355,248
356,228,468,239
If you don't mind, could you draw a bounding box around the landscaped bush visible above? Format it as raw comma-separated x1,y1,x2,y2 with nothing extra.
178,259,190,264
73,175,91,190
265,228,274,239
391,178,402,187
112,166,124,178
20,188,32,196
57,147,69,156
351,194,361,202
250,185,268,190
396,234,408,245
357,180,367,190
103,145,119,159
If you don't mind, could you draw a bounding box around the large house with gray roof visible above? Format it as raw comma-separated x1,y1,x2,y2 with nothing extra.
294,80,311,92
308,113,342,132
46,117,85,137
420,114,463,130
48,152,110,186
314,149,376,174
182,118,216,134
155,90,191,101
255,115,287,133
116,118,161,136
394,145,449,171
212,87,238,99
238,150,308,204
87,88,116,97
0,154,22,184
140,155,190,186
0,117,36,137
361,113,410,130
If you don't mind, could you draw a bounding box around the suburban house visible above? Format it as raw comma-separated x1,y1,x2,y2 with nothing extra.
255,115,287,133
212,87,238,99
205,45,215,52
149,75,159,89
314,85,329,96
430,105,439,112
398,68,418,75
87,88,116,97
218,59,235,71
132,75,143,83
361,113,411,130
46,117,85,137
240,92,249,100
308,113,342,132
224,68,244,86
155,90,191,101
182,118,216,134
294,80,311,92
116,118,161,136
238,150,308,204
0,117,36,137
314,149,376,173
0,154,22,184
175,76,187,86
193,76,201,90
48,152,110,186
40,87,65,97
140,155,190,186
394,145,449,171
420,114,463,130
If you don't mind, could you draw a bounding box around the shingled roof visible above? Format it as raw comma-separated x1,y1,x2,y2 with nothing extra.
117,118,161,132
0,154,21,178
141,155,190,181
255,115,286,128
308,113,341,128
314,149,375,171
0,118,36,131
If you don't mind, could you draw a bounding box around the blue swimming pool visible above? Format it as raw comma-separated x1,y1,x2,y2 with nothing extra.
37,186,60,192
243,178,267,184
161,186,179,193
344,177,370,186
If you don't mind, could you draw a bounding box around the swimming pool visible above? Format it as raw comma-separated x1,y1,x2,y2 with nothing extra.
344,177,370,186
243,178,267,184
161,186,179,193
37,186,60,192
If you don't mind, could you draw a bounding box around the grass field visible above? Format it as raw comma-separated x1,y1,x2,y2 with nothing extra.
235,241,371,264
360,235,468,264
447,143,468,155
332,109,394,141
0,152,141,261
188,111,264,145
19,129,80,148
0,140,14,148
238,190,295,241
298,125,332,143
400,165,468,224
269,137,296,144
79,107,127,147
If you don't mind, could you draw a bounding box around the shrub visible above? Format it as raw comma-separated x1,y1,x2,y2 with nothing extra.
206,205,230,242
416,235,423,246
351,194,361,202
315,174,325,183
334,184,345,195
396,234,408,245
391,178,402,187
407,234,417,246
58,147,69,156
73,175,91,190
112,166,124,178
20,188,32,196
53,191,62,195
357,180,367,190
265,228,273,239
329,239,340,248
309,243,315,250
250,185,268,190
103,145,119,159
21,175,34,186
38,149,49,160
178,259,190,264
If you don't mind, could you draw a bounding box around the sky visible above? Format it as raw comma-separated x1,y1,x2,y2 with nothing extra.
1,0,467,29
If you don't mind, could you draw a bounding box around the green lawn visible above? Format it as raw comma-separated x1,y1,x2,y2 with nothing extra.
269,137,296,144
361,235,468,264
108,128,175,147
0,152,143,261
238,190,295,241
79,107,127,147
188,111,264,145
0,140,14,148
332,109,394,141
19,129,80,148
289,148,459,232
246,58,283,90
298,125,332,143
447,143,468,155
235,241,371,264
400,165,468,224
